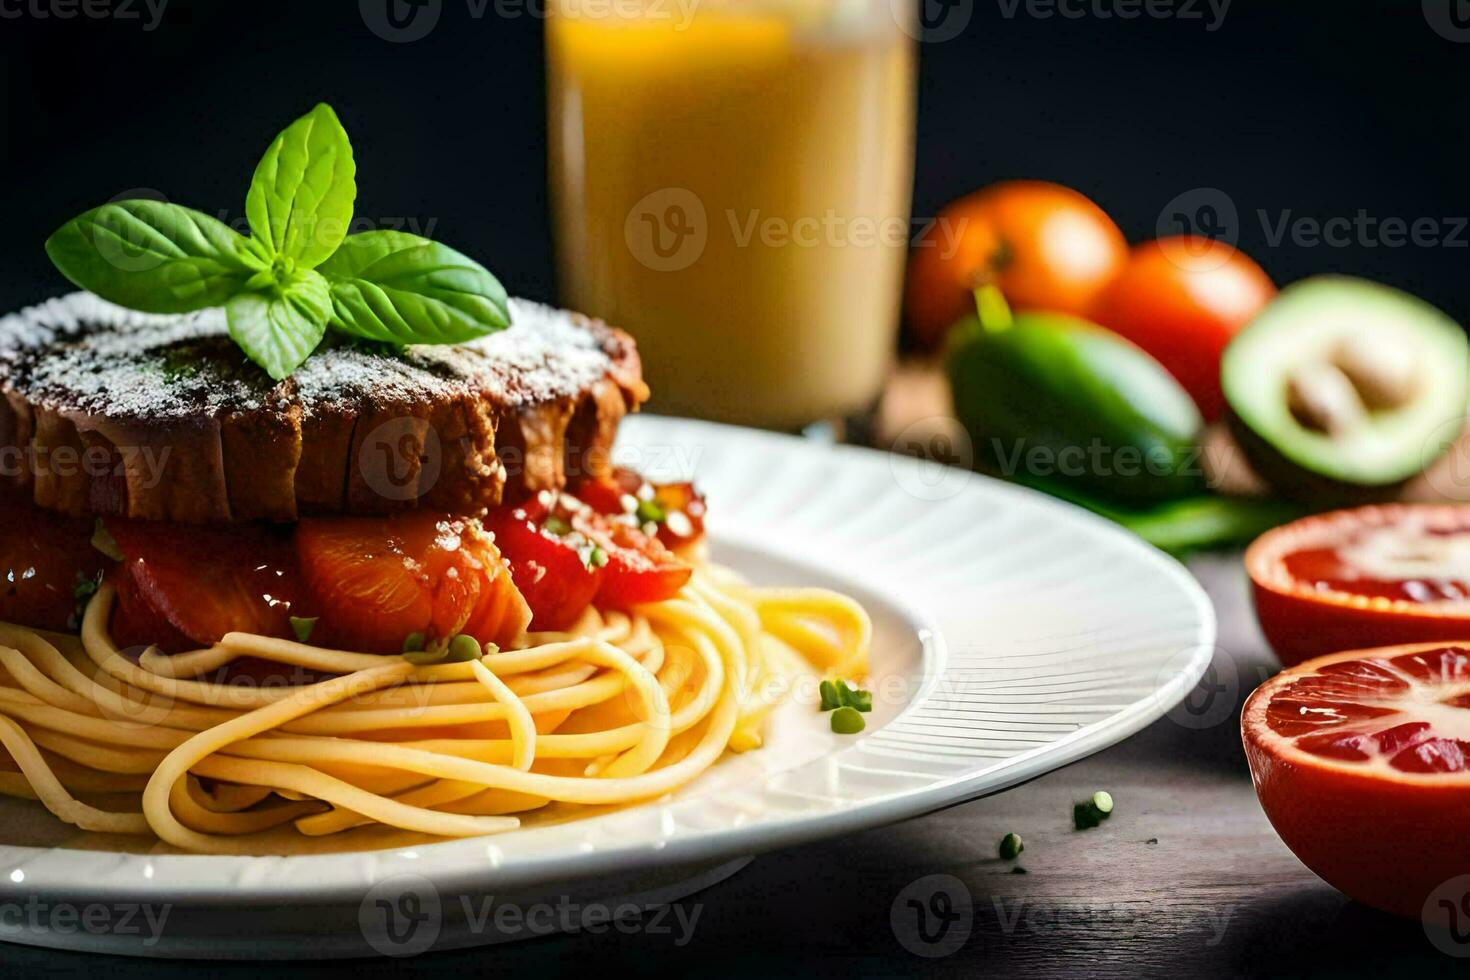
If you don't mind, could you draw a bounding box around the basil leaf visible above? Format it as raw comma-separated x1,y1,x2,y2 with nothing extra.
315,229,430,280
225,271,331,381
245,103,356,268
45,200,264,314
321,235,511,344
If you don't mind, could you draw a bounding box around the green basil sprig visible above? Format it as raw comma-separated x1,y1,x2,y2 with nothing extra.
45,104,510,380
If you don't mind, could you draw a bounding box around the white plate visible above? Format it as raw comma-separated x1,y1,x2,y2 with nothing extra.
0,416,1215,957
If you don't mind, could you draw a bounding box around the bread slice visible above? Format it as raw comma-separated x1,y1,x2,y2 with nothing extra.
0,293,648,523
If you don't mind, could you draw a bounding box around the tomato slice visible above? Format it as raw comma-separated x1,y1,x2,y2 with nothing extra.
482,501,602,632
1243,642,1470,919
0,498,107,633
1247,504,1470,666
108,565,195,652
572,468,707,551
590,521,692,609
107,520,304,648
296,512,528,653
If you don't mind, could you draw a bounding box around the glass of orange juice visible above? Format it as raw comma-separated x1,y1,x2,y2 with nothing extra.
547,0,917,431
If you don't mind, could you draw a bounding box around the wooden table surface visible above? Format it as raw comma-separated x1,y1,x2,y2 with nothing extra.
11,552,1462,977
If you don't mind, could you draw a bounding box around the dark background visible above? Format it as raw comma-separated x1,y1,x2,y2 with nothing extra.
2,0,1467,323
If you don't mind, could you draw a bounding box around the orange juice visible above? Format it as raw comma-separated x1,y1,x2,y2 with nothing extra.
548,1,916,429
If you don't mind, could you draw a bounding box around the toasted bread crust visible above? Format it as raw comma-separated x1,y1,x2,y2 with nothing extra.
0,293,648,523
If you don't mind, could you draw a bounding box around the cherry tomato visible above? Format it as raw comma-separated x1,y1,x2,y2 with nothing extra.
1089,236,1276,421
0,498,107,633
591,520,692,609
1243,642,1470,918
904,180,1128,349
573,468,707,550
108,519,305,648
296,512,528,653
482,499,602,632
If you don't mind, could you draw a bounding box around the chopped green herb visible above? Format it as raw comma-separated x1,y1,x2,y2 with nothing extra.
289,616,318,643
445,634,483,663
635,498,666,525
588,545,609,568
999,832,1024,860
68,570,104,631
403,644,448,666
401,631,426,653
91,519,124,561
830,705,865,735
1073,802,1101,831
819,679,842,711
1091,791,1114,818
836,680,872,713
544,515,572,536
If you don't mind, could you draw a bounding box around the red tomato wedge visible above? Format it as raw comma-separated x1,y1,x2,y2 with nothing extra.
0,499,106,637
0,498,106,633
481,503,601,632
592,521,692,609
108,565,195,652
107,520,303,648
573,469,708,552
296,512,529,653
1242,642,1470,918
1247,505,1470,666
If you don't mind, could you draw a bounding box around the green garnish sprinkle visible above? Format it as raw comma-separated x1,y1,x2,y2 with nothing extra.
819,679,842,711
445,634,483,663
830,706,865,735
819,679,872,714
403,644,448,666
588,545,609,568
544,515,572,536
999,832,1024,860
1091,791,1114,818
635,498,666,525
1073,802,1100,831
401,632,426,653
289,616,317,643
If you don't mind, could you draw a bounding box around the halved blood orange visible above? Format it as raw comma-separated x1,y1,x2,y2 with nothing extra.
1246,504,1470,667
1242,642,1470,918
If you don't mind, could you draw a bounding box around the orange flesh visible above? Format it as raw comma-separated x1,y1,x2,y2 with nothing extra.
1266,647,1470,772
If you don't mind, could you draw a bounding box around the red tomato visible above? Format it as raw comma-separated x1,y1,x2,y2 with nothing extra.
1247,505,1470,667
1089,236,1276,421
107,520,304,648
297,512,527,653
481,502,602,632
1243,642,1470,919
0,498,106,632
592,521,692,609
108,565,195,652
572,469,708,551
904,180,1128,349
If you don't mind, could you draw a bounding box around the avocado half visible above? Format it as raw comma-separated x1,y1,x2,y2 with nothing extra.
1222,276,1468,502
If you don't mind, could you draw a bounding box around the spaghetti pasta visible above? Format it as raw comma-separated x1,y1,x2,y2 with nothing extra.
0,566,870,853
